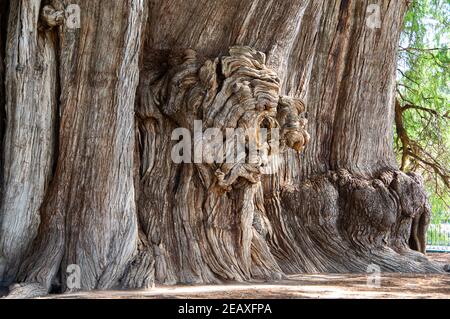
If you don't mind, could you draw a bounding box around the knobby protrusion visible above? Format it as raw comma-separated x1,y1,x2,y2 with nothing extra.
142,46,310,191
40,5,65,29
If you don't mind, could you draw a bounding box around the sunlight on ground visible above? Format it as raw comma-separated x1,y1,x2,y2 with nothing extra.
39,273,450,299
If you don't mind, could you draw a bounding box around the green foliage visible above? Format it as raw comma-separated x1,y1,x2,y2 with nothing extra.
427,222,450,246
396,0,450,224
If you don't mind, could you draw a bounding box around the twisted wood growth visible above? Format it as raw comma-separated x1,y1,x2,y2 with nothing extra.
134,46,443,288
142,46,309,191
135,46,310,284
0,0,448,298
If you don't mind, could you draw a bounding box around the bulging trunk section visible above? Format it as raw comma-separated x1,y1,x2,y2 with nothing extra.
1,0,447,298
130,0,444,286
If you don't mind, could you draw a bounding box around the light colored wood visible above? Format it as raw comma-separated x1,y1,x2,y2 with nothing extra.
0,0,57,284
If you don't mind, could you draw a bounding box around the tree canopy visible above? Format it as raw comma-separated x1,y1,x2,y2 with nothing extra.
396,0,450,224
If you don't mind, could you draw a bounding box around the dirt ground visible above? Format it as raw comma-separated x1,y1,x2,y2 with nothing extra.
2,253,449,299
36,272,449,299
428,252,450,264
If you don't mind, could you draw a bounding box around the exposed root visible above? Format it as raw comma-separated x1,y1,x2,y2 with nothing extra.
3,283,47,299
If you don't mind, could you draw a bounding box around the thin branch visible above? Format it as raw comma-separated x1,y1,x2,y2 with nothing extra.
399,47,449,52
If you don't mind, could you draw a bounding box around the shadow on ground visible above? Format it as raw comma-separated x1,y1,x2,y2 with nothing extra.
1,253,449,299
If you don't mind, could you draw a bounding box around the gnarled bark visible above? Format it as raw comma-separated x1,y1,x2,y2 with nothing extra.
0,0,57,285
1,0,447,298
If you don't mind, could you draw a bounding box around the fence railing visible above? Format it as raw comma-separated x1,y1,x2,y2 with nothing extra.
426,224,450,252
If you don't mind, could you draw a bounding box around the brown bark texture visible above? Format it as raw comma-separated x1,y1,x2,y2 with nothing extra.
0,0,447,298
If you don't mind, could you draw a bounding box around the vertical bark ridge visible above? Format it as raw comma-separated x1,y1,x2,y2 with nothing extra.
0,0,57,285
8,0,148,296
262,0,442,273
0,0,8,286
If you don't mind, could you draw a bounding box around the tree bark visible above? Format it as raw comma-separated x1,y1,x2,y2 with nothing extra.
2,0,148,296
0,0,447,298
0,1,8,285
0,0,57,285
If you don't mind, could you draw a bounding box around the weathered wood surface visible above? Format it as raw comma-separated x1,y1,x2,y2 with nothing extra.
0,0,57,284
2,0,148,295
0,0,447,298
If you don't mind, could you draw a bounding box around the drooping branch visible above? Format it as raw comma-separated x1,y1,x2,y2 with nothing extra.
394,97,450,188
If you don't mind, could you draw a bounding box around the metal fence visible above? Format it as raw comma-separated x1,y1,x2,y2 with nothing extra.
426,224,450,252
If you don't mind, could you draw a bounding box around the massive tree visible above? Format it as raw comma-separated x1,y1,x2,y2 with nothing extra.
0,0,447,298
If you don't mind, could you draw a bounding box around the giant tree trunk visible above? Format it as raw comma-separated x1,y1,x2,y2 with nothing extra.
0,0,446,298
